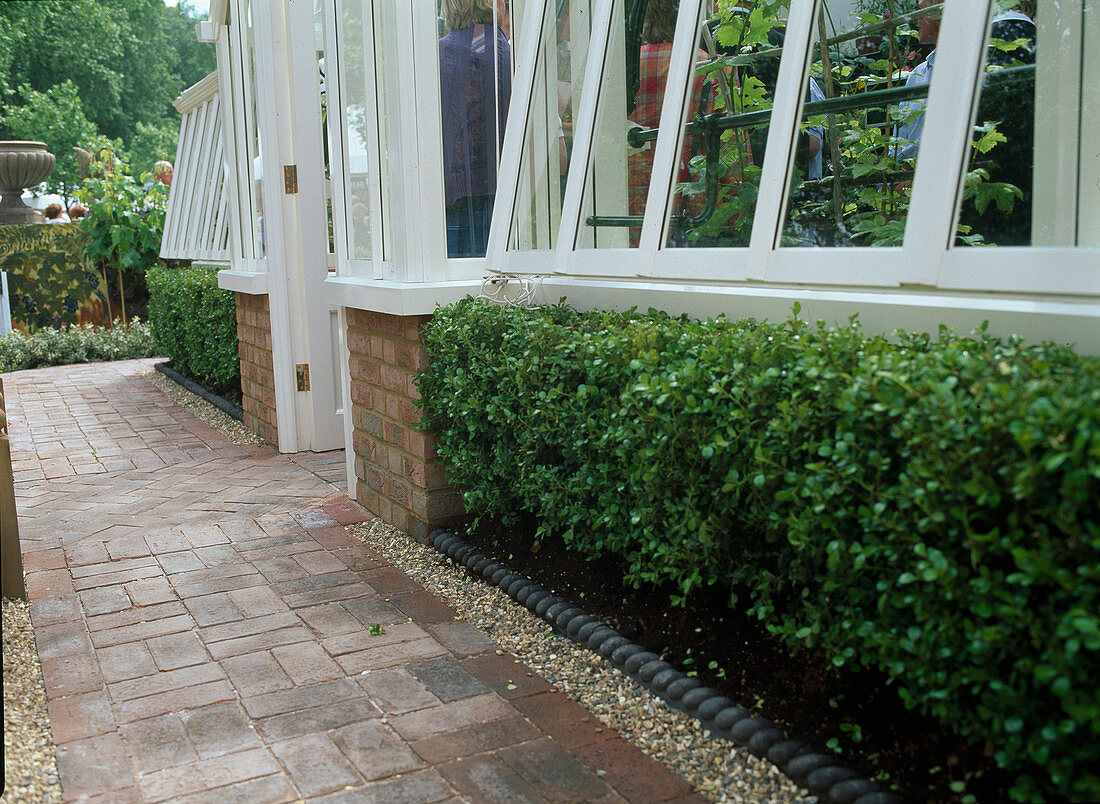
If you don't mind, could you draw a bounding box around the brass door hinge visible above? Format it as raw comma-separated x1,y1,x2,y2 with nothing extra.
296,364,310,391
284,165,298,194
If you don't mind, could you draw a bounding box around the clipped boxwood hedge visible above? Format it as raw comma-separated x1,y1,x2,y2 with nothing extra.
417,298,1100,802
146,264,240,397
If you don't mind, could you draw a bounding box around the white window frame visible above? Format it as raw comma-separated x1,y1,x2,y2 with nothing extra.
554,0,653,278
489,0,1100,299
485,0,562,273
324,0,536,288
222,0,267,271
311,0,1098,351
211,12,247,273
323,0,389,279
486,0,552,275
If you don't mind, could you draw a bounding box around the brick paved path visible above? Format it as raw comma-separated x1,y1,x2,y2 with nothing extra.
7,360,700,803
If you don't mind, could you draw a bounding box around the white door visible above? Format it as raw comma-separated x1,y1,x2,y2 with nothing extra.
283,0,344,451
297,0,343,453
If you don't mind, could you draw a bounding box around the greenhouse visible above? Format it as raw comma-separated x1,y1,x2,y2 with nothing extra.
163,0,1098,525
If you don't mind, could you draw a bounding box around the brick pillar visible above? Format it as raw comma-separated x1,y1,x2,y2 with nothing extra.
234,292,279,446
345,309,464,541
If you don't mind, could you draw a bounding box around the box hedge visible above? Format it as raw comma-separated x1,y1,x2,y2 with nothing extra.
416,298,1100,802
146,264,239,397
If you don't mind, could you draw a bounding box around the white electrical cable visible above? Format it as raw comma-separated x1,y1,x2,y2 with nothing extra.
475,274,544,307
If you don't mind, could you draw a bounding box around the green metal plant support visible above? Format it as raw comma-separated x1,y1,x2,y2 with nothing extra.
587,64,1033,232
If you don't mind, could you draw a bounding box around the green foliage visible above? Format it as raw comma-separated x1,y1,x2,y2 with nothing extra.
0,80,98,204
0,0,214,192
691,1,1020,247
125,120,179,179
418,299,1100,802
146,264,240,396
76,147,168,280
855,0,918,16
0,0,214,145
0,318,155,372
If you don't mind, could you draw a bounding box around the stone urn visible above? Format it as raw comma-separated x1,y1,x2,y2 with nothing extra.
0,141,56,225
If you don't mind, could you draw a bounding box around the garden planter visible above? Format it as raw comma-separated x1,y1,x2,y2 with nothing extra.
0,142,55,225
854,35,882,56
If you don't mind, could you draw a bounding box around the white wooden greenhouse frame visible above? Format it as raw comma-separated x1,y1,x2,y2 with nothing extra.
162,73,230,263
166,0,1099,485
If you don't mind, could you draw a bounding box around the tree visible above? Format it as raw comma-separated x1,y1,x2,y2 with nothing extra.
0,3,127,138
126,120,180,177
0,0,215,170
2,80,99,205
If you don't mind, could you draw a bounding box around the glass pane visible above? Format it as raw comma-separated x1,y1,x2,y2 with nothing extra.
509,0,593,251
336,0,373,260
664,1,783,248
438,0,514,258
575,0,636,249
782,0,935,248
316,0,335,259
242,0,265,258
953,0,1047,247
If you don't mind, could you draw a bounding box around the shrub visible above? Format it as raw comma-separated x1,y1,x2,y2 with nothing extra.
76,139,168,282
417,298,1100,801
146,264,239,396
0,319,156,372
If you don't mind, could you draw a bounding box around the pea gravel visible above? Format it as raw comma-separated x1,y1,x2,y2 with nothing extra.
2,598,62,804
144,369,265,446
348,518,814,804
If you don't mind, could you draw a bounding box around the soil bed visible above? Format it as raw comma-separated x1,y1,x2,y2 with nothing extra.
461,516,1014,803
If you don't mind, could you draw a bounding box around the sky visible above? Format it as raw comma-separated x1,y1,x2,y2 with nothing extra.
163,0,211,20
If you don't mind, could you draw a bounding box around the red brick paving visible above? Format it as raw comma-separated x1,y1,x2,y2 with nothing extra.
8,359,696,802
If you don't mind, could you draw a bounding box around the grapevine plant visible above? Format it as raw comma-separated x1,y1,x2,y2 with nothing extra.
75,139,169,323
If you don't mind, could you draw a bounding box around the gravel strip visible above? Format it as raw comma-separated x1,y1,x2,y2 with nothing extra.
348,518,812,804
144,370,264,446
2,598,62,804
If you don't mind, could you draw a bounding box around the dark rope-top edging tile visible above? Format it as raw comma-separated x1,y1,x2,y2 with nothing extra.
154,362,244,421
429,529,902,804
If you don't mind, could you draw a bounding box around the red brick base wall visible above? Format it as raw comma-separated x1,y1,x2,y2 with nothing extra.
235,292,278,446
345,309,464,541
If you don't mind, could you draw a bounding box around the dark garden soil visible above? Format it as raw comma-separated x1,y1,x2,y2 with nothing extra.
460,516,1014,803
98,264,149,323
214,384,242,407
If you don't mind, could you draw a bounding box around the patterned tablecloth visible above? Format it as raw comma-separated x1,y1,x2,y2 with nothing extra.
0,222,111,333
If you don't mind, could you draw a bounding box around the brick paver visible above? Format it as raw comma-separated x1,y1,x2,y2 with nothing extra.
8,359,696,802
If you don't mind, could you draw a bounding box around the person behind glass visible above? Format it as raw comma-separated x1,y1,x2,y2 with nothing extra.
893,0,941,162
893,1,1032,161
805,78,825,180
439,0,511,258
43,203,69,224
736,25,823,182
988,2,1035,67
153,160,173,186
629,0,718,245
